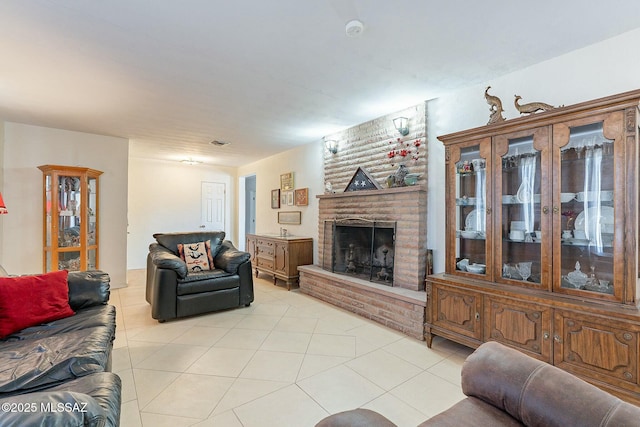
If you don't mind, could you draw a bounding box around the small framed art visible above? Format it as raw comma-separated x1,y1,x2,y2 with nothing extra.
294,188,309,206
280,172,294,190
281,190,294,206
278,211,301,225
271,189,280,209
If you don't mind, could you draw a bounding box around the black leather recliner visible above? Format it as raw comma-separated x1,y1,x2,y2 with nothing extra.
146,231,254,322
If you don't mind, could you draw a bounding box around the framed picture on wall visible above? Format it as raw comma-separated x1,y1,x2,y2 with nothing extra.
280,172,294,190
278,211,301,225
283,190,294,206
295,188,308,206
271,189,280,209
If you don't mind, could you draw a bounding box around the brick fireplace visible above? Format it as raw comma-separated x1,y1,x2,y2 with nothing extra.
317,186,427,291
298,103,428,340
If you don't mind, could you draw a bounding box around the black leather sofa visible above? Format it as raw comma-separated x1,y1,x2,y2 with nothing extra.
0,270,121,427
146,231,254,322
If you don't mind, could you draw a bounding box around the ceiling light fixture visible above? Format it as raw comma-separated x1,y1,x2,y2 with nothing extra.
393,117,410,136
210,140,231,147
345,19,364,38
181,158,202,165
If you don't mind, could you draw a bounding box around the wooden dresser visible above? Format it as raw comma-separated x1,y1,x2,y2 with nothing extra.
246,234,313,290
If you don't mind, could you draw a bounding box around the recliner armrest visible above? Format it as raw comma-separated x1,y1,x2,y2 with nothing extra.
215,241,250,274
462,341,640,426
149,243,187,279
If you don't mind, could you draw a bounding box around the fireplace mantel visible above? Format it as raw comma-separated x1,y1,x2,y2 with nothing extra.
317,185,425,201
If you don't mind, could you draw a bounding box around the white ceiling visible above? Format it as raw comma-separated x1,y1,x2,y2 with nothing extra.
1,1,640,167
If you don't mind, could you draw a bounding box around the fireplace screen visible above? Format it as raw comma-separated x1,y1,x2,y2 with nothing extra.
322,219,396,285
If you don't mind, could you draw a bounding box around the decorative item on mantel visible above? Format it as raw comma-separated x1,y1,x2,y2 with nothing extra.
514,94,561,115
344,167,382,192
387,137,422,167
484,86,505,124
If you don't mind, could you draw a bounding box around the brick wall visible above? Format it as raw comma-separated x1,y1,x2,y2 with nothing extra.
323,102,427,192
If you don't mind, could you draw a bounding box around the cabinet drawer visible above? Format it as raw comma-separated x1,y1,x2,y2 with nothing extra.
484,296,552,362
432,285,483,341
257,257,274,270
554,311,639,386
257,245,274,257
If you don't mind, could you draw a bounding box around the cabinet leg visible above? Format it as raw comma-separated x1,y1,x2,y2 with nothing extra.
254,268,259,278
425,332,434,348
273,276,277,286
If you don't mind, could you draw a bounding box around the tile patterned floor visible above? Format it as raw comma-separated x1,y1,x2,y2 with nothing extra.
111,270,473,427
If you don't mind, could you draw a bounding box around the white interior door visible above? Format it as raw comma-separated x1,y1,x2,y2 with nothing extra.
201,182,225,231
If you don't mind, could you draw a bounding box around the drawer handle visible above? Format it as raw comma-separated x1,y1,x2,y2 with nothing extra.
554,335,562,343
543,332,550,340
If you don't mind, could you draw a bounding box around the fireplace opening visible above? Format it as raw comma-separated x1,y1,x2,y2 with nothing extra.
322,218,396,286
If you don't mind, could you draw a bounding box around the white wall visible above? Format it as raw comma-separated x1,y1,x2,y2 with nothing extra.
426,28,640,273
238,141,324,262
127,156,236,270
1,122,129,287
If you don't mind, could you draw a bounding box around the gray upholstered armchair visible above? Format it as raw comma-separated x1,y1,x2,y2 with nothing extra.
145,231,254,322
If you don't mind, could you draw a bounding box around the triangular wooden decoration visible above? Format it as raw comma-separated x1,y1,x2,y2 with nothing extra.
344,167,382,192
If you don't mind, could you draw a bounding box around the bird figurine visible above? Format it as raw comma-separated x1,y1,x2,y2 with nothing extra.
484,86,505,124
514,95,558,115
392,164,408,187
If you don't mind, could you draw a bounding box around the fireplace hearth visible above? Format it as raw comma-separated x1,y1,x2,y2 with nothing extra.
323,218,396,285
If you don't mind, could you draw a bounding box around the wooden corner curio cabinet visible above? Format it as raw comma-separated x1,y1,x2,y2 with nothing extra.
38,165,103,273
425,89,640,404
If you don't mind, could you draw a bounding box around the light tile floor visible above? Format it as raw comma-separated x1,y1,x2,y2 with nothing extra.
111,270,473,427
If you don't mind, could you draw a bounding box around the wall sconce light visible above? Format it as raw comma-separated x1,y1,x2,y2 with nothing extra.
0,193,8,214
325,139,338,154
393,117,410,136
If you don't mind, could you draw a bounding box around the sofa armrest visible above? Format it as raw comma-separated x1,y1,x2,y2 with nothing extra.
149,243,187,279
462,341,640,427
67,270,111,310
215,241,251,274
0,391,107,427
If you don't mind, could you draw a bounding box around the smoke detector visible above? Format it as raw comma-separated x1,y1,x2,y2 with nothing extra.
210,140,230,147
345,19,364,38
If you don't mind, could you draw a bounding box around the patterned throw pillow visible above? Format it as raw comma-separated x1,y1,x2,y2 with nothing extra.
177,240,215,273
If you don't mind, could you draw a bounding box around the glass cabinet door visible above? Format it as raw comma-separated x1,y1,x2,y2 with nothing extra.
494,128,550,289
450,140,491,278
553,116,620,300
58,175,82,270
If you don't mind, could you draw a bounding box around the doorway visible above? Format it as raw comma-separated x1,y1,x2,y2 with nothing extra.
201,182,225,231
238,174,256,250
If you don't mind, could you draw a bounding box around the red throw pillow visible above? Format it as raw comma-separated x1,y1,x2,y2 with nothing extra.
0,270,75,338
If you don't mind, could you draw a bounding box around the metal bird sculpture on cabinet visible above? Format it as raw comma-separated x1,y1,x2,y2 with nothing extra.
484,86,505,124
514,95,558,115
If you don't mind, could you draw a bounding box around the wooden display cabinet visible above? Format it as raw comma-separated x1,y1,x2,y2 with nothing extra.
426,89,640,404
246,234,313,290
38,165,102,272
